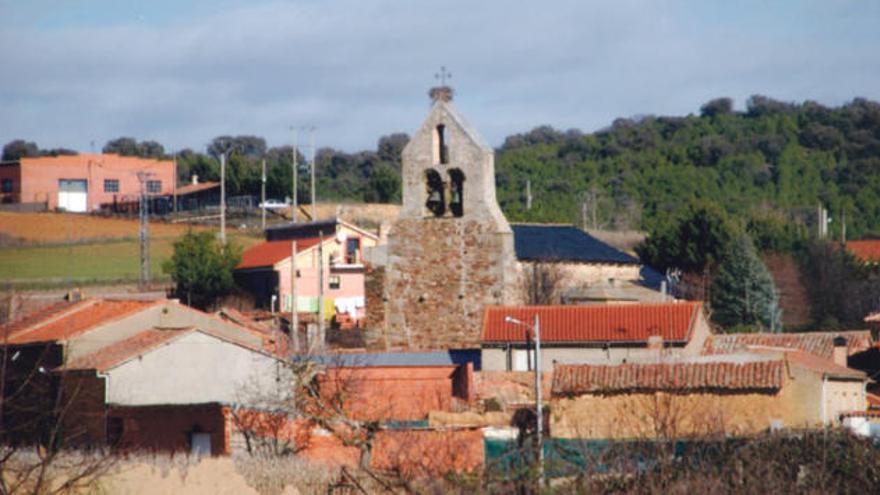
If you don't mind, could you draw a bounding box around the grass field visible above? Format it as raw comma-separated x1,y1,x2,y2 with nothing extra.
0,212,260,287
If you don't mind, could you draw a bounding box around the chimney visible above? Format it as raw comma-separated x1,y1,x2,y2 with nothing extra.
191,174,199,185
647,335,664,360
832,335,848,367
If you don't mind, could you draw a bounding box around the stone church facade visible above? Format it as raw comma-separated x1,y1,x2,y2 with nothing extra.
366,88,518,349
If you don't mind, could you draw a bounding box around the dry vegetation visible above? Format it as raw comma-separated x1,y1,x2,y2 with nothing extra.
0,212,209,245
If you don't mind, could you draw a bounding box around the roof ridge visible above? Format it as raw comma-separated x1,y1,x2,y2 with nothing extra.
6,299,98,339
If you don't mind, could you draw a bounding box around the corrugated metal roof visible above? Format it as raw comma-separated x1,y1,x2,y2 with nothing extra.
306,349,481,368
552,360,784,396
702,331,874,360
236,238,321,270
481,302,701,344
511,224,638,264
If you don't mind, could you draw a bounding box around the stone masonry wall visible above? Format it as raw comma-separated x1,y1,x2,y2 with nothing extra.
370,217,513,349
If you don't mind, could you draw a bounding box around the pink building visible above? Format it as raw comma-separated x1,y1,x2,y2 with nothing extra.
234,219,380,325
0,154,174,212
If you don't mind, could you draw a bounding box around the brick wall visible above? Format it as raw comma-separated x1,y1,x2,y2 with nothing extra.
109,404,227,456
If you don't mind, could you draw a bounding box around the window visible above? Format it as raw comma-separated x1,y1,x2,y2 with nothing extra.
146,180,162,193
104,179,119,193
329,275,341,290
346,237,360,264
1,179,12,193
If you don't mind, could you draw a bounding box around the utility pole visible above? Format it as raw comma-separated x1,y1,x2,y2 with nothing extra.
172,151,178,217
317,230,325,349
309,127,317,221
261,159,267,230
504,314,544,487
220,152,226,244
291,127,299,223
137,171,154,288
525,179,532,210
290,240,299,352
533,313,544,487
841,208,847,246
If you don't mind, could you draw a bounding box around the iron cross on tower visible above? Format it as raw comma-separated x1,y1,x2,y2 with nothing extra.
435,66,452,86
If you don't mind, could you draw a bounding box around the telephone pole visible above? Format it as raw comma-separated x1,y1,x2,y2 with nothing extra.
136,171,154,287
261,159,267,231
309,127,317,221
317,230,325,349
291,127,299,223
525,179,532,210
220,152,227,244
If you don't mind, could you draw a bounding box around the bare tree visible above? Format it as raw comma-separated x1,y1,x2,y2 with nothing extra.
520,261,568,305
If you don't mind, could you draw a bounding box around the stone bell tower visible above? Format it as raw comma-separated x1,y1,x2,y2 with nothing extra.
369,86,517,349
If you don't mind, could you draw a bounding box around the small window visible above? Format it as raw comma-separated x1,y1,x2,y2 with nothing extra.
329,275,341,290
1,179,12,193
146,180,162,193
346,238,360,264
104,179,119,193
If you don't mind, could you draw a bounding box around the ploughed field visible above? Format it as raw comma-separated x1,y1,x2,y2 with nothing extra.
0,212,258,287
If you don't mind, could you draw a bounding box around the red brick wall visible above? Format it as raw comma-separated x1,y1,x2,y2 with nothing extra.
370,429,484,478
319,366,457,421
109,404,227,456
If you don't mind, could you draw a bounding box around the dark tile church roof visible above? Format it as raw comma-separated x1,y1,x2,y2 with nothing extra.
511,224,639,265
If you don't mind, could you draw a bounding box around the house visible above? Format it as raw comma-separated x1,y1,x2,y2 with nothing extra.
844,239,880,264
480,302,710,371
701,330,874,361
306,350,478,421
550,343,868,439
234,218,380,326
366,86,664,350
0,154,174,212
0,298,287,455
171,177,221,212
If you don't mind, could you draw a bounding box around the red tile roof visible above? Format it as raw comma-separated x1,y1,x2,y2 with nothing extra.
846,240,880,263
781,349,866,380
236,238,321,269
1,300,85,340
552,360,784,396
2,299,157,344
64,327,187,371
481,302,702,344
175,181,220,195
702,331,873,360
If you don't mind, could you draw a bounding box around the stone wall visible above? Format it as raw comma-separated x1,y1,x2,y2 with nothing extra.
373,216,514,349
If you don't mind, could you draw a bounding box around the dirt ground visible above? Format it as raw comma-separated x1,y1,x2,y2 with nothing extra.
0,212,208,244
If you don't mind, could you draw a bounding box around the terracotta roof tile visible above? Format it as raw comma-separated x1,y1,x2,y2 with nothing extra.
780,349,866,379
846,240,880,263
481,302,702,344
63,327,188,371
4,299,156,344
1,300,86,340
175,181,220,195
702,331,873,360
552,360,784,396
236,238,321,269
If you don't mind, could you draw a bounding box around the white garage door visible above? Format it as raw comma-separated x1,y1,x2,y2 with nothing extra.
58,179,88,212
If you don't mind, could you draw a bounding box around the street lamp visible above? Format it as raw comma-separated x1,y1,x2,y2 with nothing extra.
504,314,544,486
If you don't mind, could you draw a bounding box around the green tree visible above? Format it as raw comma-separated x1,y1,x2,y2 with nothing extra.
2,139,40,161
365,163,401,203
162,231,241,310
710,234,782,331
636,201,737,275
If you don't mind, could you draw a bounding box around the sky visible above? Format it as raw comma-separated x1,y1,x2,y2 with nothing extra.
1,0,879,153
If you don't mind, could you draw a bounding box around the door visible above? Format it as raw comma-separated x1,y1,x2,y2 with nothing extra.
191,432,212,456
58,179,88,212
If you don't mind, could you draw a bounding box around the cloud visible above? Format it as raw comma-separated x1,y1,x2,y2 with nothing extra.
1,0,879,153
